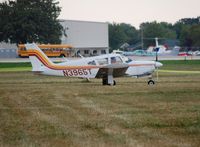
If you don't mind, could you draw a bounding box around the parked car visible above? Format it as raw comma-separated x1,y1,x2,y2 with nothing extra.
178,52,192,56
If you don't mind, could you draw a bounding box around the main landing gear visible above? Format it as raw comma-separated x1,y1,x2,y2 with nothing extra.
102,75,156,86
102,78,116,86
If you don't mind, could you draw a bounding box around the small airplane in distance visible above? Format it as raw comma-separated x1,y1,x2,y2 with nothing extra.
25,43,163,85
147,37,180,56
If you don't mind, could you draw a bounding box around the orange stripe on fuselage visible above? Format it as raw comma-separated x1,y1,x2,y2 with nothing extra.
27,49,99,70
28,50,51,66
29,53,49,67
27,49,155,70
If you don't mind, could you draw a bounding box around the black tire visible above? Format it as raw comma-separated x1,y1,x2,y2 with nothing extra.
148,80,155,85
113,80,116,86
102,78,116,86
102,78,107,85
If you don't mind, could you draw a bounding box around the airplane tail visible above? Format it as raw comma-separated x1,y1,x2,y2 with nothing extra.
25,43,54,72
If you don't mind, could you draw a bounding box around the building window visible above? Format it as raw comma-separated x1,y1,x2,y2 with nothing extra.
101,50,106,54
93,50,97,54
84,50,89,54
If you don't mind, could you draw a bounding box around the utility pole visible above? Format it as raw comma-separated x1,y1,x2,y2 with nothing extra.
141,26,144,50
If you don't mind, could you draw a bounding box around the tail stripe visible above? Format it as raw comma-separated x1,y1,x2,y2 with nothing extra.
27,49,98,70
27,47,156,71
28,51,51,67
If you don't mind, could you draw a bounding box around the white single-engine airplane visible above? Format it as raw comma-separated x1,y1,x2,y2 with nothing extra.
25,43,163,85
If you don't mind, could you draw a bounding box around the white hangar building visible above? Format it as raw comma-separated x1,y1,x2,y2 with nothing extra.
0,20,109,58
60,20,109,56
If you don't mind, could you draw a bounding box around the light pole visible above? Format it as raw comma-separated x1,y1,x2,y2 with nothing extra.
155,47,159,61
141,25,144,49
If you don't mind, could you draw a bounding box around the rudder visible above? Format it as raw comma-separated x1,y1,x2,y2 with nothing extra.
25,43,54,72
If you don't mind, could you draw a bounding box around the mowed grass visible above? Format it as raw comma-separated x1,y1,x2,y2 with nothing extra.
0,61,200,146
0,63,31,72
161,60,200,71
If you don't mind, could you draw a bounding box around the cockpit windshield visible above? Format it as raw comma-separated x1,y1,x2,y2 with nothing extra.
111,56,123,64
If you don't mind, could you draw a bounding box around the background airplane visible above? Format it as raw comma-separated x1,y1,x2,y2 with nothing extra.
146,37,180,56
26,43,163,85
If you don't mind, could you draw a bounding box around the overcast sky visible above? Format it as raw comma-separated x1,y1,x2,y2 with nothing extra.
58,0,200,28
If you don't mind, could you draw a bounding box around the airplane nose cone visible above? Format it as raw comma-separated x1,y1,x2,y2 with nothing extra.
155,62,163,68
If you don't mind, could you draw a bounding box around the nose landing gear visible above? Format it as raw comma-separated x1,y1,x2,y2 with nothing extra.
148,79,155,85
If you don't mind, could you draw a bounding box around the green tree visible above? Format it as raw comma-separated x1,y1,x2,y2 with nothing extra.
179,25,191,47
174,16,200,47
178,17,200,25
109,23,139,51
188,25,200,47
119,23,140,45
0,0,62,44
140,21,176,47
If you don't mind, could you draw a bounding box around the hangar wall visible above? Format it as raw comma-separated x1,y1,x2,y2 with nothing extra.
0,43,17,58
0,20,109,58
60,20,109,56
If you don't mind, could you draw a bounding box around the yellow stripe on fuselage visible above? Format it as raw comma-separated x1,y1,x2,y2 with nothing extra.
27,49,98,70
27,49,156,70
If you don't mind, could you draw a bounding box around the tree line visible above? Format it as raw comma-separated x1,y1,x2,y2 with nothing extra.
0,0,62,44
109,17,200,51
0,0,199,50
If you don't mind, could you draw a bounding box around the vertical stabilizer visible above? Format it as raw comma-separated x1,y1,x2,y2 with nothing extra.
25,43,54,72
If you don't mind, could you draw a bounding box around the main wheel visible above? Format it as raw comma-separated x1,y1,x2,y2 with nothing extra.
107,80,116,86
113,80,116,86
148,80,155,85
102,78,116,86
102,78,107,85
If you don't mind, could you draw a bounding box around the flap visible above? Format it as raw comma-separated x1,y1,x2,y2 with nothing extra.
95,63,129,78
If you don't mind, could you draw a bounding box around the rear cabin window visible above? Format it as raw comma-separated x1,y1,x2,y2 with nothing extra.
96,58,108,65
84,50,89,54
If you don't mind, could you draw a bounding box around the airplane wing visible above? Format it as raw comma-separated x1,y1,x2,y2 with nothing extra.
95,63,129,78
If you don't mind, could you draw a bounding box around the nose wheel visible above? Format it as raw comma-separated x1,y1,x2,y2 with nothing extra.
148,79,155,85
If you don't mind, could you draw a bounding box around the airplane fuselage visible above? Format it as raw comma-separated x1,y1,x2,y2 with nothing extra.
26,43,163,85
38,54,160,78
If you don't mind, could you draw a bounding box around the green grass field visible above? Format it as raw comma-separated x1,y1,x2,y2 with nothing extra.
0,61,200,146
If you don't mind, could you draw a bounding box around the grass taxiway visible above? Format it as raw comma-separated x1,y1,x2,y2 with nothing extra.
0,60,200,146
